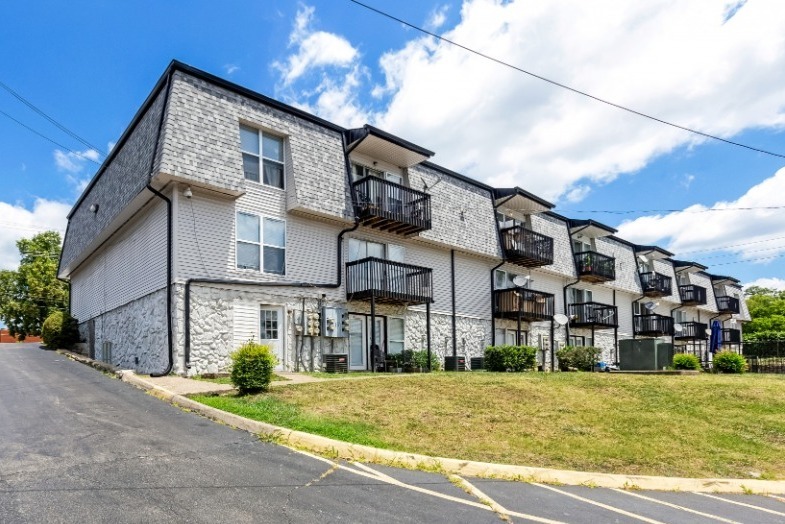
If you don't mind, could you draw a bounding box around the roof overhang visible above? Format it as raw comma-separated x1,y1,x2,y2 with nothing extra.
345,125,433,168
494,188,554,214
568,219,617,239
635,245,674,261
671,259,708,273
709,274,741,287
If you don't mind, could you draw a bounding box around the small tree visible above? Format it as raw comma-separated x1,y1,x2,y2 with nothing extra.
230,340,277,394
41,310,79,349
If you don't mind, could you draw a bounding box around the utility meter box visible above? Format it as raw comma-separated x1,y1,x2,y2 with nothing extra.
321,306,348,338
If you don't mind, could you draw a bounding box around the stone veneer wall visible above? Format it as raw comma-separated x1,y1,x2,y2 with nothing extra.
77,288,168,373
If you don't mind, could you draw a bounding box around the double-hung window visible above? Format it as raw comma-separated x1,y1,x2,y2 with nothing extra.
388,318,405,355
568,288,593,304
236,212,286,274
240,125,284,189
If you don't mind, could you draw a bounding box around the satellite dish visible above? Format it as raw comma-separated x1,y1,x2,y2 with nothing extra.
553,314,569,326
705,328,712,336
512,275,530,287
673,323,683,333
643,301,658,311
637,254,649,263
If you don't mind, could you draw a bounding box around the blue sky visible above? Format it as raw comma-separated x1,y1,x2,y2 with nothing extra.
1,0,784,288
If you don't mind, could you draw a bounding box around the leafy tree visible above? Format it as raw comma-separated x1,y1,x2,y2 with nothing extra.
0,231,68,340
743,287,785,340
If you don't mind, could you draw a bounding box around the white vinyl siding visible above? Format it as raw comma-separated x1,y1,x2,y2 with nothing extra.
233,302,259,349
70,199,167,321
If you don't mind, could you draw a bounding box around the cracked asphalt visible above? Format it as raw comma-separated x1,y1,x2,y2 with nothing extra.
1,343,783,523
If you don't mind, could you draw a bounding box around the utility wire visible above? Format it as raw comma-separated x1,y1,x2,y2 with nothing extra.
559,205,785,215
348,0,785,159
0,108,94,159
678,235,785,255
711,253,785,267
0,79,104,157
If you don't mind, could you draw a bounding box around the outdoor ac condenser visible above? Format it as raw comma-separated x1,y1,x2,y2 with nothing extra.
619,339,674,370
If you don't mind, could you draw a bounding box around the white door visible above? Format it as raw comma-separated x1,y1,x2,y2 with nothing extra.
259,307,284,371
348,316,366,370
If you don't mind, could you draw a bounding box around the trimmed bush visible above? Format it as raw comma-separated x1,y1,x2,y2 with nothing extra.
672,353,701,370
230,340,278,394
556,345,601,371
390,349,440,371
41,310,79,349
713,350,747,374
484,345,538,372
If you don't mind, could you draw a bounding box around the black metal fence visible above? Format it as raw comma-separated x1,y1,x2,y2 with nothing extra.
568,302,618,328
716,295,741,314
493,288,554,322
573,250,615,282
678,284,707,306
500,226,554,267
640,271,672,297
743,340,785,374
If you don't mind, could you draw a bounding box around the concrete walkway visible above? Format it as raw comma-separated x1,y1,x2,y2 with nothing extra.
139,371,328,395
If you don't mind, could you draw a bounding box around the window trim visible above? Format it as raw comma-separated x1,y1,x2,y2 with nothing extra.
235,211,287,275
387,316,405,355
240,124,286,190
236,212,261,270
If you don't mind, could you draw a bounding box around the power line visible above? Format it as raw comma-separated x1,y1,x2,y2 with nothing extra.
678,235,785,255
697,244,785,260
348,0,785,160
0,108,95,159
711,253,785,267
0,79,105,157
559,205,785,215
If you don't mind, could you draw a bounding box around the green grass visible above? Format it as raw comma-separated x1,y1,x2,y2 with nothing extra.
191,372,785,479
193,374,289,385
301,371,382,379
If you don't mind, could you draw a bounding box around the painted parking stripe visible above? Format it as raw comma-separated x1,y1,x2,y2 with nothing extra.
532,483,666,524
768,494,785,504
290,450,564,523
450,475,512,522
694,492,785,517
611,489,741,523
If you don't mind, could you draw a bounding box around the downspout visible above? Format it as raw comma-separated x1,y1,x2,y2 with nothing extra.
147,71,174,377
183,131,360,371
490,194,507,347
613,289,619,365
451,249,457,367
563,224,590,344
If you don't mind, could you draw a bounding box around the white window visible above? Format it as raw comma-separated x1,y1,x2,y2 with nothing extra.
260,309,279,339
494,329,526,345
388,318,405,355
236,212,286,274
496,211,519,229
352,163,404,185
568,288,593,304
494,269,520,290
633,302,642,315
348,238,404,262
240,125,284,189
569,335,592,347
674,310,688,323
573,239,591,253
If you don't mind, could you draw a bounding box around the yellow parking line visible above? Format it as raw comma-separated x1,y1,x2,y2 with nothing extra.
532,483,666,524
694,492,785,517
611,488,741,523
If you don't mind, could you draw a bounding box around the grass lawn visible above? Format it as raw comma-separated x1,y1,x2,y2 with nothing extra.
192,372,785,479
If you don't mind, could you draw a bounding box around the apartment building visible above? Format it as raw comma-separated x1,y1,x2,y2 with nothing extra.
58,61,750,375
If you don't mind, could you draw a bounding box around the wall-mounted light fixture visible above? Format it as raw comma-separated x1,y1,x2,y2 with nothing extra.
183,186,193,199
89,204,99,213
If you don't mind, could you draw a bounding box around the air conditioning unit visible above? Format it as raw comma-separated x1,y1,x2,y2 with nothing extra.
445,355,467,371
324,353,348,373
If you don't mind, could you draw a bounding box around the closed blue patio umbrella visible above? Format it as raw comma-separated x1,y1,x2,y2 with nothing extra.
709,320,722,354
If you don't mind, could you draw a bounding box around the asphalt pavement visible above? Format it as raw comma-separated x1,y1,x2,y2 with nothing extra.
1,343,783,523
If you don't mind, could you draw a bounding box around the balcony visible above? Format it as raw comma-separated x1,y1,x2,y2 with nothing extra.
674,321,708,340
722,328,741,345
500,226,554,268
493,288,554,322
678,284,707,306
634,314,673,337
716,296,740,314
568,302,618,328
640,272,672,297
352,176,431,235
574,250,616,283
346,257,433,305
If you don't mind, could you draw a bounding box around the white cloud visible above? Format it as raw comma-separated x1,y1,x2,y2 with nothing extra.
564,184,591,203
426,5,450,30
0,199,71,270
680,174,696,190
274,5,358,86
54,148,100,173
743,277,785,291
279,1,785,202
224,64,240,75
616,166,785,261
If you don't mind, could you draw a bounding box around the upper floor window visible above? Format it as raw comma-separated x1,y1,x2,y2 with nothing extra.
674,310,688,323
348,238,404,262
573,239,591,253
568,288,593,304
236,212,286,274
677,273,690,286
240,125,284,189
352,163,403,185
496,212,520,229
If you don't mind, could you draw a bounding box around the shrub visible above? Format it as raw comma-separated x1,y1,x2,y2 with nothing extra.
556,345,601,371
713,350,747,374
230,340,277,394
672,353,701,370
484,345,538,372
390,349,440,371
41,310,79,349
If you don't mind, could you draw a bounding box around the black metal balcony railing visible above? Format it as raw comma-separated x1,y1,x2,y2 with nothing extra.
674,321,708,340
574,250,616,283
716,295,740,314
633,314,673,337
500,226,554,268
568,302,618,328
678,284,707,306
722,328,742,345
352,176,431,235
640,271,672,297
493,288,554,322
346,257,433,305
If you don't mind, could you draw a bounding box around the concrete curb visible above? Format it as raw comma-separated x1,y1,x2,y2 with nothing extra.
60,353,785,495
